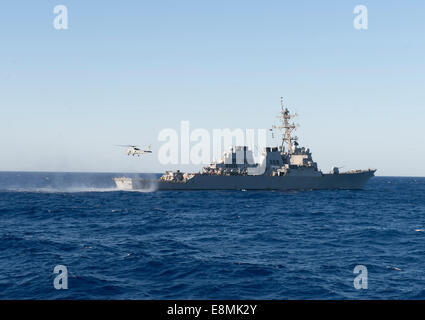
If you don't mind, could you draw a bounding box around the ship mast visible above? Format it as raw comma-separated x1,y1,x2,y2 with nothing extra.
272,97,298,154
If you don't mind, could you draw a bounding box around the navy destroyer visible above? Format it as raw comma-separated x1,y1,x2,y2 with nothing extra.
114,100,376,191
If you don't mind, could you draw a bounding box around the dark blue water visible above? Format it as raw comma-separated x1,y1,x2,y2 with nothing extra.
0,172,424,299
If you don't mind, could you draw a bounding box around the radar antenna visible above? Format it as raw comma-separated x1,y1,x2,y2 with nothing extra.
271,97,298,154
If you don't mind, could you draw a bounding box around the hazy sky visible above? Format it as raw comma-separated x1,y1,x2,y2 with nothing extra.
1,1,424,176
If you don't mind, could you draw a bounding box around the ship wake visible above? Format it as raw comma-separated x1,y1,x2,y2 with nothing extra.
3,187,120,193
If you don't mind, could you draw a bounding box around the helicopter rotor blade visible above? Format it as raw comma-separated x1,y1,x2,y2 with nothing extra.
115,144,139,148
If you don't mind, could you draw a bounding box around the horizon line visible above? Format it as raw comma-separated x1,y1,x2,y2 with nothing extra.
0,170,424,178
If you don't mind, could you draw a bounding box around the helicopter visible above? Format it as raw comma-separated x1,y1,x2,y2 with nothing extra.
116,144,152,156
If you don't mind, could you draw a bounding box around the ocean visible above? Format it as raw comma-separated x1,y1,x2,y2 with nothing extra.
0,172,424,299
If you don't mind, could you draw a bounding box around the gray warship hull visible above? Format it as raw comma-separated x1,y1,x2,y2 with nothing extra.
114,169,376,191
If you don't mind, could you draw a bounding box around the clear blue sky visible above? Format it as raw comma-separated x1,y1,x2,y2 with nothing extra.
1,1,424,176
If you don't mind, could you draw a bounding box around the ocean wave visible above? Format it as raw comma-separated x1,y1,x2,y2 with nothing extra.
1,175,425,299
